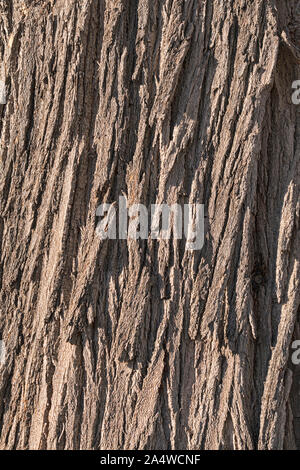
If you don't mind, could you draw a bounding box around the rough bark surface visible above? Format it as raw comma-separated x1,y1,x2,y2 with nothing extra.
0,0,299,450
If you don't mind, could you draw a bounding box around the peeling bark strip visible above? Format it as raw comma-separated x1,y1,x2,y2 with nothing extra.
0,0,299,450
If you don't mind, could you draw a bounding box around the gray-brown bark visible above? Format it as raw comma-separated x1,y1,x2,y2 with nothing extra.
0,0,299,450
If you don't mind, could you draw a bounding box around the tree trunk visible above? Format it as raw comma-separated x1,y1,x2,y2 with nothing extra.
0,0,300,450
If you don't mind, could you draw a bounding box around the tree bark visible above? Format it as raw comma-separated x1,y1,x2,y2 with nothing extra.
0,0,300,450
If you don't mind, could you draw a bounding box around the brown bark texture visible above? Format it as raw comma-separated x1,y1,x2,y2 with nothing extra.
0,0,300,450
